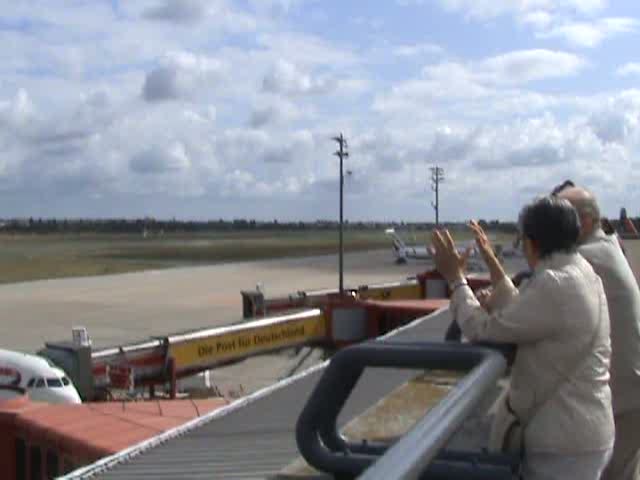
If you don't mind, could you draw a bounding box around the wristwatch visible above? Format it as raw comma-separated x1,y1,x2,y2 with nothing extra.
449,278,468,293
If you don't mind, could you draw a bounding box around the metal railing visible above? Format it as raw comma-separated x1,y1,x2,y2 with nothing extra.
296,341,518,479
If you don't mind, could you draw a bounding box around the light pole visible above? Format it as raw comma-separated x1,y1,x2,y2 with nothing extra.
333,133,349,296
430,165,444,227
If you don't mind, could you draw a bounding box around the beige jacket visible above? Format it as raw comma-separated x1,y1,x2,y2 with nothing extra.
451,252,614,454
579,228,640,415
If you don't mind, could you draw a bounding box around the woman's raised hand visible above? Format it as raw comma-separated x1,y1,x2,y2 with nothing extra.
431,229,467,283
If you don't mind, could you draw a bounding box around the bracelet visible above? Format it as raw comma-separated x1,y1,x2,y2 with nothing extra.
449,278,468,293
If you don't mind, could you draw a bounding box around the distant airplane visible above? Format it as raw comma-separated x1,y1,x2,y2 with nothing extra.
385,228,432,264
0,349,82,404
385,228,479,265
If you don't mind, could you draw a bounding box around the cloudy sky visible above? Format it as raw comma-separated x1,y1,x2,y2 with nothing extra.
1,0,640,222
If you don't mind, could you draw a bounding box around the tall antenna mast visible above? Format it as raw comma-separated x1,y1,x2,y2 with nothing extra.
332,133,349,296
430,165,444,227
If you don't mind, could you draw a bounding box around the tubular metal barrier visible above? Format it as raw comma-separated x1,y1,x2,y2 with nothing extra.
296,341,518,479
444,322,518,367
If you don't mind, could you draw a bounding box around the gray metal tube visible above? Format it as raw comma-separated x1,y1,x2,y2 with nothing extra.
296,341,507,477
359,348,506,480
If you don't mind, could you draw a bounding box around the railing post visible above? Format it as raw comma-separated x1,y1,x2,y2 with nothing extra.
296,341,513,479
168,357,177,400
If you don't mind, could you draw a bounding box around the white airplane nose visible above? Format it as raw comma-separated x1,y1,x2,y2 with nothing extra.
51,391,81,404
62,388,82,404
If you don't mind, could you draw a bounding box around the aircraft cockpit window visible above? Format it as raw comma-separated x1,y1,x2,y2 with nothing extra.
35,378,45,388
62,376,70,386
46,378,63,388
27,378,35,388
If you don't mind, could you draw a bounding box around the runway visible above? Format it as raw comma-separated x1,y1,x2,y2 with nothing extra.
0,250,429,353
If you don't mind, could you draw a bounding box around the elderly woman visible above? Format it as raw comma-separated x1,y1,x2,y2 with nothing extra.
432,196,614,480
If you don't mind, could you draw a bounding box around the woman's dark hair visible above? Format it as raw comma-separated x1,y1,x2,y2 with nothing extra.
518,195,580,258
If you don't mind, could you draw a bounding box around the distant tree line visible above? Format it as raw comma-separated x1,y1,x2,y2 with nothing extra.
0,217,521,235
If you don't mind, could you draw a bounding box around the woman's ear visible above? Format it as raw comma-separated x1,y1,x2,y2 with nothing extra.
528,238,540,254
523,236,540,267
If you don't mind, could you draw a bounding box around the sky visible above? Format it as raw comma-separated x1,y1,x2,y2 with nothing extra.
1,0,640,222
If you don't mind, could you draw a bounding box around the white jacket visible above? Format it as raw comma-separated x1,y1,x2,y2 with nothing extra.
452,252,614,454
579,228,640,415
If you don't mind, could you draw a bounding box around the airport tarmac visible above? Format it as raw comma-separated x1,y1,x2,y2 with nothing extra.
0,249,432,354
0,247,577,396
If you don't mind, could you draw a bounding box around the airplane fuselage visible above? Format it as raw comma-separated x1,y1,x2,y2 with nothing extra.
0,349,82,404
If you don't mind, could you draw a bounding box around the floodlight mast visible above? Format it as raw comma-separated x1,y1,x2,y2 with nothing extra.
333,133,349,296
430,165,444,227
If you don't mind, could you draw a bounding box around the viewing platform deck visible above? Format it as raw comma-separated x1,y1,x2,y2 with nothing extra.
66,304,503,479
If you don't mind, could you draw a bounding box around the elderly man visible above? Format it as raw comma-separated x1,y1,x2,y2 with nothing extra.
557,186,640,480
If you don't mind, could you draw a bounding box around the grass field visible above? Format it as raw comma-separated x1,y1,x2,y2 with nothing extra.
0,230,393,284
0,228,537,285
1,228,638,286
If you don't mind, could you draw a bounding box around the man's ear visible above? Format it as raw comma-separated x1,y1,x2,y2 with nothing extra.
580,214,594,234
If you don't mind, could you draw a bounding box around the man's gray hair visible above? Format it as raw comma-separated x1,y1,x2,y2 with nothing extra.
571,192,601,225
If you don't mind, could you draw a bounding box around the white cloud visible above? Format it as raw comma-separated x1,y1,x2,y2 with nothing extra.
428,127,479,163
392,43,444,58
259,129,314,164
142,51,227,102
256,32,359,68
479,50,586,84
539,17,639,48
521,10,553,29
249,99,301,128
396,0,427,6
0,89,35,128
261,59,367,97
262,60,335,96
130,142,192,174
616,62,640,77
142,0,256,31
368,87,640,219
247,0,316,14
432,49,587,88
474,148,554,171
375,49,585,114
2,1,640,222
432,0,637,49
2,81,640,221
220,168,310,199
352,17,384,30
143,68,181,101
143,0,207,24
587,90,640,144
434,0,606,20
589,111,631,144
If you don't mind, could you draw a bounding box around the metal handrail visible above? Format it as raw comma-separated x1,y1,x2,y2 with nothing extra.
295,341,511,479
359,344,508,479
